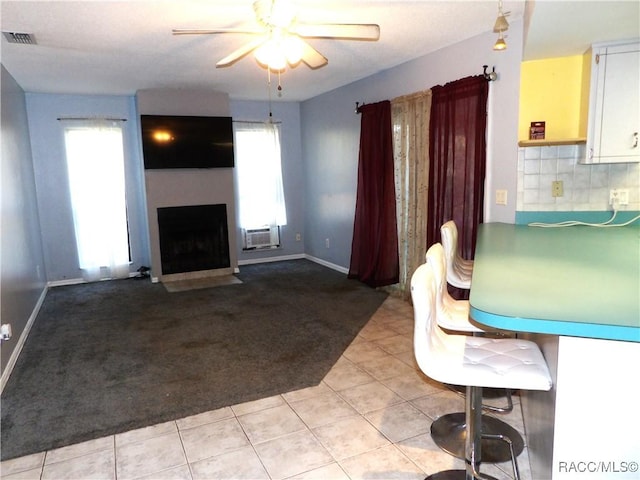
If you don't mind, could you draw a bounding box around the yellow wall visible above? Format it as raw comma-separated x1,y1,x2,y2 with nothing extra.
578,50,592,137
519,54,590,141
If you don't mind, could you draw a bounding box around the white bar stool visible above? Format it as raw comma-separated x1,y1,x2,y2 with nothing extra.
426,243,481,333
425,243,522,464
435,228,516,414
440,220,473,289
411,263,552,480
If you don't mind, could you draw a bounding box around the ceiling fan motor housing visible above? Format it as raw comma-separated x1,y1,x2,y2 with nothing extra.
253,0,296,28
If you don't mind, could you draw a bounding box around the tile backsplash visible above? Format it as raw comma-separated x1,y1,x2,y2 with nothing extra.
517,145,640,212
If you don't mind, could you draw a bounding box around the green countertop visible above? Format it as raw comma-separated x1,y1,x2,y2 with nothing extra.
469,223,640,342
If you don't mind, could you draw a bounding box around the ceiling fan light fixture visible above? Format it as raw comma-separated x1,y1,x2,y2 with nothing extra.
283,35,304,65
255,30,303,71
255,40,287,71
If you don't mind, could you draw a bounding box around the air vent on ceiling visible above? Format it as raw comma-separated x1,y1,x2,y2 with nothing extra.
3,32,37,45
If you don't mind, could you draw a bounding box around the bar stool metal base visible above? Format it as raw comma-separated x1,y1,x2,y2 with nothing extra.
447,384,515,413
431,412,524,463
448,384,512,399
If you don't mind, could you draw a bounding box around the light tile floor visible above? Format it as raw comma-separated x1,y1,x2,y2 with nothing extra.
1,296,532,480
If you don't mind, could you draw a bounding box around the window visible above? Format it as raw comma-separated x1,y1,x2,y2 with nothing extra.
62,119,130,281
233,122,287,230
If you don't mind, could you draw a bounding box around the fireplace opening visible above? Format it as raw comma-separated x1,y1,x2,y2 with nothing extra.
157,204,230,275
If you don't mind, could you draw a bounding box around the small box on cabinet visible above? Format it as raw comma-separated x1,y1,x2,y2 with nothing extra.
529,121,546,140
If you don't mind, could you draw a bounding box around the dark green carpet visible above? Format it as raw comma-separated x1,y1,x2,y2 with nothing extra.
0,259,387,461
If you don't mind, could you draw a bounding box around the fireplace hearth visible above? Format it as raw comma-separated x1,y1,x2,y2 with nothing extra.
157,204,230,276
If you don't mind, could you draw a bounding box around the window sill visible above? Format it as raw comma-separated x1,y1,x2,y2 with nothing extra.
242,245,281,252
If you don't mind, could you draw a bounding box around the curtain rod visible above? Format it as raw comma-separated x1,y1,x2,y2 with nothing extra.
356,66,498,115
57,117,127,121
483,65,498,81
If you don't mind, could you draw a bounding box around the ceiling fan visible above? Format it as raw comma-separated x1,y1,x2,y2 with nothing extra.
172,0,380,71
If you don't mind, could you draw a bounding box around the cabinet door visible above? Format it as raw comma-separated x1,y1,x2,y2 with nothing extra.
588,42,640,163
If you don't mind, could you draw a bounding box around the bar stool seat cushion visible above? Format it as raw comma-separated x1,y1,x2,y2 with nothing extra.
421,335,552,391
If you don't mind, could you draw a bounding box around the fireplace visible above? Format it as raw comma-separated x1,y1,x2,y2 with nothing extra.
157,204,230,275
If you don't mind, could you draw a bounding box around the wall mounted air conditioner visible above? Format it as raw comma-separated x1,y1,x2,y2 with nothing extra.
244,226,280,249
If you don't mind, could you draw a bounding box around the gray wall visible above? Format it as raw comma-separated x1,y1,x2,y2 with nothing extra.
25,93,150,283
136,89,237,281
300,23,524,268
230,100,306,264
16,92,308,284
0,66,46,378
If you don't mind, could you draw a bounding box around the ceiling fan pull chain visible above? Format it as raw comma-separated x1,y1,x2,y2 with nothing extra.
267,69,274,122
277,71,283,97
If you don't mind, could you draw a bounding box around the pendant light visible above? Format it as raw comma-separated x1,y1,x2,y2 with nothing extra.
494,31,507,51
493,0,509,51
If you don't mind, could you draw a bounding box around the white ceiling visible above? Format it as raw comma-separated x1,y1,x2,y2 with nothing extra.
1,1,638,101
523,0,639,60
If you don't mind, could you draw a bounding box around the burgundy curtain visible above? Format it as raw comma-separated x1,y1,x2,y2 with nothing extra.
427,76,488,298
348,101,399,287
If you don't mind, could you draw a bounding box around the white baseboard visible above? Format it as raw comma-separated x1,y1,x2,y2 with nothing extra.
1,286,48,393
304,255,349,275
47,277,86,288
238,253,305,266
47,271,142,288
237,253,348,274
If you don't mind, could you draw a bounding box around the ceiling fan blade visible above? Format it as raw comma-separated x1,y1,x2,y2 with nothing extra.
299,41,328,69
292,23,380,41
216,37,268,68
172,28,263,36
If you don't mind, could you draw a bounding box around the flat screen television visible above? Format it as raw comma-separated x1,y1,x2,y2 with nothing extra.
140,114,234,169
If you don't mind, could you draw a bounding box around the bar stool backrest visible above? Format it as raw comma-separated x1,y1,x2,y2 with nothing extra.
425,243,483,333
440,220,460,272
440,220,473,289
410,263,459,383
426,243,455,310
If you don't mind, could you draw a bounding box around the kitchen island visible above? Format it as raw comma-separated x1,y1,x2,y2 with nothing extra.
469,222,640,479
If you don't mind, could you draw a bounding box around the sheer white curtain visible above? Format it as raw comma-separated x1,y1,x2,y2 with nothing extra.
391,90,432,298
233,121,287,229
62,119,130,282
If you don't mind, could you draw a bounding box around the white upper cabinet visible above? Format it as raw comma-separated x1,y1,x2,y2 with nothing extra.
583,40,640,163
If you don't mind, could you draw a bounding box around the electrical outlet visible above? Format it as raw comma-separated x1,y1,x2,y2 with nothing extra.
1,324,12,341
495,189,508,206
552,180,564,197
325,238,330,248
295,233,301,241
610,189,630,206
